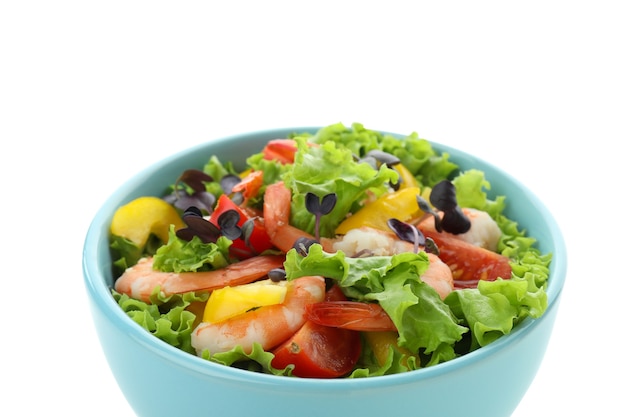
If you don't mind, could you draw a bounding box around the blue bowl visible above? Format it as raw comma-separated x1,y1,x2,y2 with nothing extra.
83,127,567,417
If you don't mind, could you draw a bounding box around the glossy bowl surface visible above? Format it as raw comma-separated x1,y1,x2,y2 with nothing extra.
83,127,566,417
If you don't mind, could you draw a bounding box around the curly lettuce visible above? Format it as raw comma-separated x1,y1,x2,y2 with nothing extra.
310,122,458,187
152,226,232,273
282,136,398,238
113,289,208,354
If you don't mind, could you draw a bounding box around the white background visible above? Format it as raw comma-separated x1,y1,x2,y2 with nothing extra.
2,1,624,415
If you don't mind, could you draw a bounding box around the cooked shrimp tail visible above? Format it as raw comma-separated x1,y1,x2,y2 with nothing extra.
305,301,397,332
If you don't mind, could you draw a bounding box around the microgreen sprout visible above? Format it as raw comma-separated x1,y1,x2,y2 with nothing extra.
387,218,425,253
387,218,440,255
358,150,403,190
292,237,320,256
176,206,221,243
219,174,246,205
416,180,471,235
217,209,242,240
364,149,401,167
240,218,256,250
305,192,337,240
175,206,258,255
164,169,216,213
416,195,443,232
220,174,242,195
268,268,287,282
423,237,439,256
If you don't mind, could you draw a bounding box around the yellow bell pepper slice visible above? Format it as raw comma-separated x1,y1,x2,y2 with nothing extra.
110,196,185,248
364,331,419,367
394,163,419,189
335,186,422,235
203,279,288,323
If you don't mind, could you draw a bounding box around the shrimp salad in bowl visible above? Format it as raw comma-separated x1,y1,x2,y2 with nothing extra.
108,123,551,378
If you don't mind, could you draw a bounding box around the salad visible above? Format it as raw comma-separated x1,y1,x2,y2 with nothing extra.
109,122,551,378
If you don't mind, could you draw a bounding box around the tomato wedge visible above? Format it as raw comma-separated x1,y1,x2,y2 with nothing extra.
271,282,361,378
271,320,361,378
209,194,274,259
421,229,512,287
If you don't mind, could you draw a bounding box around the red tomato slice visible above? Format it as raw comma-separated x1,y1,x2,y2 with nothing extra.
231,170,263,201
210,194,274,259
271,283,360,378
421,229,512,286
271,320,361,378
262,139,298,164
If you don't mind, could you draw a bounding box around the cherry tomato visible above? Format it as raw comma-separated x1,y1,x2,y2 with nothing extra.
209,194,274,259
421,229,512,287
271,320,361,378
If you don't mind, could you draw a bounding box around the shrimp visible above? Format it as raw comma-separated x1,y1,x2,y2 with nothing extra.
114,255,286,303
191,275,326,355
330,226,414,257
419,207,502,251
421,252,454,299
263,181,334,253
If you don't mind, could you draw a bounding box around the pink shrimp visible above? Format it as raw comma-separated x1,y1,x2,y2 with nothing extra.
421,252,454,299
191,275,326,355
263,181,334,253
114,255,286,303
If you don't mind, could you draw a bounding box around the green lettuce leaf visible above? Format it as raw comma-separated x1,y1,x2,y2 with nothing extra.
445,252,550,350
310,122,458,187
282,136,398,237
453,169,507,217
110,235,143,273
113,289,208,354
110,230,167,273
202,155,237,198
152,226,232,272
200,343,293,376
